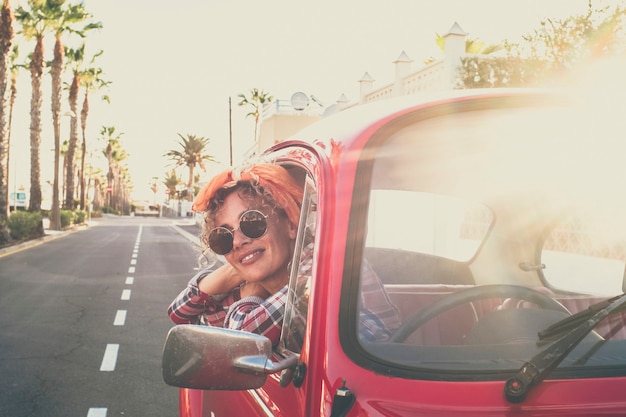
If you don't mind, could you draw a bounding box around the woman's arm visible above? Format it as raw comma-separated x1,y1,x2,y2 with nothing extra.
167,266,242,325
224,285,289,347
197,263,244,294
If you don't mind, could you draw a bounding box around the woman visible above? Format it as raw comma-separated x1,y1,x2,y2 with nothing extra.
168,162,401,347
167,163,303,347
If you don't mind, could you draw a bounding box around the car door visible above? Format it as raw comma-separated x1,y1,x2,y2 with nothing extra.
197,166,319,417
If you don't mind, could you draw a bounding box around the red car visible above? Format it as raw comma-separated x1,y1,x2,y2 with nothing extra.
162,88,626,416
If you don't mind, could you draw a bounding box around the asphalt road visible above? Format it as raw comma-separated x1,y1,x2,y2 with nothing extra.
0,215,203,417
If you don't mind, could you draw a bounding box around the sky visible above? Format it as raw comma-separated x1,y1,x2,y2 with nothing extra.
8,0,622,202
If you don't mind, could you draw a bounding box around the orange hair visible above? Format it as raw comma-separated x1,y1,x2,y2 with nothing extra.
192,164,304,226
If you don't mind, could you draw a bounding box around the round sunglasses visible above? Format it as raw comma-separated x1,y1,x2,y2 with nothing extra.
208,209,269,255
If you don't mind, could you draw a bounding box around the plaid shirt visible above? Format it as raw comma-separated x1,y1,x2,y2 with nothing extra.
167,270,286,346
168,245,400,347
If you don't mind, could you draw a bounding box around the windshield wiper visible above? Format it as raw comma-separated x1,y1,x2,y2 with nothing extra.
504,293,626,403
538,294,626,341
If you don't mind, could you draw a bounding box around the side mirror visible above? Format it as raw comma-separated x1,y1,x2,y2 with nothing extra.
162,325,298,390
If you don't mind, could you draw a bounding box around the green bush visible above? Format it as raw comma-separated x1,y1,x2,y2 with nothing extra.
102,206,122,215
73,209,87,224
0,218,8,245
8,211,42,241
60,210,75,228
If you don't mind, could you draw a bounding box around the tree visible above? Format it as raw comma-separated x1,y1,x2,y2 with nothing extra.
425,31,506,88
164,134,214,202
100,126,127,212
64,44,106,210
0,0,13,243
48,0,101,229
459,2,626,88
77,56,108,211
237,88,273,142
63,43,84,210
15,0,48,217
163,169,181,200
423,33,503,66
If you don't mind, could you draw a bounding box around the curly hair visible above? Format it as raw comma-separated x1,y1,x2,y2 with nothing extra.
193,164,304,251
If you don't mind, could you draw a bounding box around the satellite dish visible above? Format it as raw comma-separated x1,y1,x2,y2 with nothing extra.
290,92,309,111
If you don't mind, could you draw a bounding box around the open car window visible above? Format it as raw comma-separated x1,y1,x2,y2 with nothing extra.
541,211,626,296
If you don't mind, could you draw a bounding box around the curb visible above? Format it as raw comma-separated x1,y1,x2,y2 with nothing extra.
0,225,87,259
171,224,201,246
0,221,198,259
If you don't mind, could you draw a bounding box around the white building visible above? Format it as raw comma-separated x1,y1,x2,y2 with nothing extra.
257,22,469,151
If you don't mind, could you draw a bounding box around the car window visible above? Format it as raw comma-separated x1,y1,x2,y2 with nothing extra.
541,211,626,296
346,102,626,380
280,174,317,354
366,190,492,262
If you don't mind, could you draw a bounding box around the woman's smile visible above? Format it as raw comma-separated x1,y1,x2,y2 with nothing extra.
239,248,265,264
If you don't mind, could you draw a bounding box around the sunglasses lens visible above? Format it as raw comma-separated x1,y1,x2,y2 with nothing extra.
208,227,233,255
240,210,268,239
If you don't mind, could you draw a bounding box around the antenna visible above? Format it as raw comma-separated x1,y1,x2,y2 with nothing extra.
310,94,324,107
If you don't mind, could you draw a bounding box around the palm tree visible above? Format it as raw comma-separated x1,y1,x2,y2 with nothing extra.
48,1,101,229
84,161,101,211
164,134,214,202
15,0,48,216
64,44,105,210
63,43,84,210
7,46,17,152
237,88,273,142
100,126,126,211
163,169,181,200
3,44,18,220
60,139,68,201
423,33,503,66
77,56,108,210
0,0,13,242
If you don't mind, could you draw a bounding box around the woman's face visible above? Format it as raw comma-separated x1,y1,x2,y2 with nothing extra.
214,192,297,289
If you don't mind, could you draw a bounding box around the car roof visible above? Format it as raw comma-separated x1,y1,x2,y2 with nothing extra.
280,88,567,155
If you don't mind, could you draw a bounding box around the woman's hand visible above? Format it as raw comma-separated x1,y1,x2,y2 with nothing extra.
197,263,245,295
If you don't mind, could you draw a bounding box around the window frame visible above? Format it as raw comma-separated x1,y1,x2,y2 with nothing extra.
278,172,318,356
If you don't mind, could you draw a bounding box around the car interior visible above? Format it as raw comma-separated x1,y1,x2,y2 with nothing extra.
350,99,626,378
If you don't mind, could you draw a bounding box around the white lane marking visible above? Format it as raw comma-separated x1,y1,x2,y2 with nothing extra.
130,259,137,265
113,310,127,326
121,289,131,300
132,253,138,258
125,277,134,285
100,344,119,371
128,266,135,273
87,408,107,417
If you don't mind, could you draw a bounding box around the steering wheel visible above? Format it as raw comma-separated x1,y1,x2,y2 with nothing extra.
389,284,571,343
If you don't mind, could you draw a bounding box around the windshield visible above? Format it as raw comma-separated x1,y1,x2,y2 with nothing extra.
349,97,626,380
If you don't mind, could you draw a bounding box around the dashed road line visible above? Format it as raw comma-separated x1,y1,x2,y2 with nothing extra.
90,225,143,416
87,408,107,417
100,344,119,371
113,310,127,326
